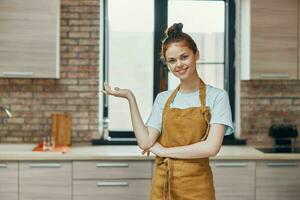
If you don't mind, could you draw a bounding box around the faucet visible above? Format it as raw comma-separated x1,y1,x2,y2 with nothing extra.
0,106,12,118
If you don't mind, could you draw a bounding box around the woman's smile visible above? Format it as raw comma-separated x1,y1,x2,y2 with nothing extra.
176,67,188,75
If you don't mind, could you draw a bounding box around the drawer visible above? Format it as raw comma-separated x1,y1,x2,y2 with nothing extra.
210,160,255,200
0,161,18,200
73,161,152,179
73,179,151,200
19,161,72,200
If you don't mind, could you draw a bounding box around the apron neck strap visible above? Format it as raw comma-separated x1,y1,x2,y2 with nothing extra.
198,78,206,107
164,78,206,109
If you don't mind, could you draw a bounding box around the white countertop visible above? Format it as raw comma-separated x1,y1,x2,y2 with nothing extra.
0,144,300,161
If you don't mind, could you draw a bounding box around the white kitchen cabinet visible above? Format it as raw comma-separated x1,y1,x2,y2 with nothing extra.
19,161,72,200
73,160,152,200
0,161,18,200
241,0,298,80
210,160,255,200
0,0,60,78
256,160,300,200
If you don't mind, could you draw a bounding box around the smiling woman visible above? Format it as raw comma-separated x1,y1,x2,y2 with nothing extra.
103,23,234,200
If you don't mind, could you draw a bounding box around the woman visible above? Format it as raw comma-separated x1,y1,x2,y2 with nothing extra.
103,23,234,200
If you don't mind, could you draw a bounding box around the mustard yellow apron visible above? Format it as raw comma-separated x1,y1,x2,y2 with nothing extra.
151,79,215,200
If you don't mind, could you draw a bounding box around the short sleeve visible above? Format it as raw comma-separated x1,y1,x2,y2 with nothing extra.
210,90,234,135
145,93,164,133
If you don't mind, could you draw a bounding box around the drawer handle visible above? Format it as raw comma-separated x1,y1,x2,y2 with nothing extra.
96,163,129,168
2,72,34,77
97,181,129,187
259,73,289,79
29,163,62,168
0,163,7,168
215,162,248,167
266,162,299,167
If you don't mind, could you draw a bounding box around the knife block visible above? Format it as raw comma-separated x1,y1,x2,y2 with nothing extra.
51,113,72,146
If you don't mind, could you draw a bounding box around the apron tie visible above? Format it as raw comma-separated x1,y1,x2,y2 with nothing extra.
158,158,172,200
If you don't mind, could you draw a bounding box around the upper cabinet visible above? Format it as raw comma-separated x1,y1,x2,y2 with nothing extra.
241,0,298,80
0,0,60,79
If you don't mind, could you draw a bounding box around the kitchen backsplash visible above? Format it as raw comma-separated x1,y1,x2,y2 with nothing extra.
0,0,100,143
240,80,300,147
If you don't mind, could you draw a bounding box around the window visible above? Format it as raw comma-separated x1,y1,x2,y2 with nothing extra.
94,0,235,145
106,0,154,132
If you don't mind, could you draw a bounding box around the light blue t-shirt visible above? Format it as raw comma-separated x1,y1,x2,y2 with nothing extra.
146,85,234,136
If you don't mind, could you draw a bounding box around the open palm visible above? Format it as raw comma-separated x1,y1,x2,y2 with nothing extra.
103,82,132,99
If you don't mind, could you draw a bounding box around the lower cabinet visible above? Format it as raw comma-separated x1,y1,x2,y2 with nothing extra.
210,160,255,200
0,161,18,200
256,160,300,200
73,160,152,200
19,161,72,200
1,159,300,200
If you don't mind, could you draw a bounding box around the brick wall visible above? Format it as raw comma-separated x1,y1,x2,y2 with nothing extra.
240,80,300,147
0,0,100,143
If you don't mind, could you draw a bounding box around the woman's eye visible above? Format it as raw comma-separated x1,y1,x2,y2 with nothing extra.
168,60,175,64
181,55,188,60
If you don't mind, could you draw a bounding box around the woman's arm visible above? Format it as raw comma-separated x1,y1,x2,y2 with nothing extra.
148,124,225,159
103,83,160,150
127,94,160,149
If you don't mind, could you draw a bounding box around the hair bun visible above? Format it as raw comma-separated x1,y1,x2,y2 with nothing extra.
167,23,183,37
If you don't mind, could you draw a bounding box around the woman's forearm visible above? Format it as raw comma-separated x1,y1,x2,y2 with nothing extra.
127,94,150,149
162,141,216,159
155,124,224,159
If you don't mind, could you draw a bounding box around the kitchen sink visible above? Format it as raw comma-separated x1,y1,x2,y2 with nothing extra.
255,147,300,153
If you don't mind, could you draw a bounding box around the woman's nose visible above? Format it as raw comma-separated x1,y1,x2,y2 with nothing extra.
175,60,183,68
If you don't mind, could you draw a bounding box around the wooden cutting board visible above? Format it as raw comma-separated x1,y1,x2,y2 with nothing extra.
51,113,72,146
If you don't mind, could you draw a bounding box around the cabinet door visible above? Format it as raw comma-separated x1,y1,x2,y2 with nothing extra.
19,161,72,200
0,162,18,200
73,161,152,179
73,179,151,200
210,160,255,200
256,160,300,200
241,0,298,80
252,0,298,79
0,0,60,78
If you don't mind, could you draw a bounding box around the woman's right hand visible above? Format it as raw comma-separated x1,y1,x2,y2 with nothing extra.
102,82,133,99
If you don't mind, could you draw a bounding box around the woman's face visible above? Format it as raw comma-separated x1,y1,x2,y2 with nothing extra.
165,42,199,81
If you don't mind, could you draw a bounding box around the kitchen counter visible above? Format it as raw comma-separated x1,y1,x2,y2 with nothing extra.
0,144,300,160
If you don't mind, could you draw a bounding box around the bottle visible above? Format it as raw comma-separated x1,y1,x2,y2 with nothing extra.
47,136,52,151
42,137,47,151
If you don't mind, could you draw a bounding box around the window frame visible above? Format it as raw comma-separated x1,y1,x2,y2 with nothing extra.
92,0,235,145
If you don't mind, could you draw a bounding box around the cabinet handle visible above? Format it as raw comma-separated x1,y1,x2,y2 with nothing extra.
29,163,62,168
96,181,129,187
215,162,248,167
266,162,299,167
2,72,34,77
0,163,7,168
259,73,289,79
96,163,129,168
